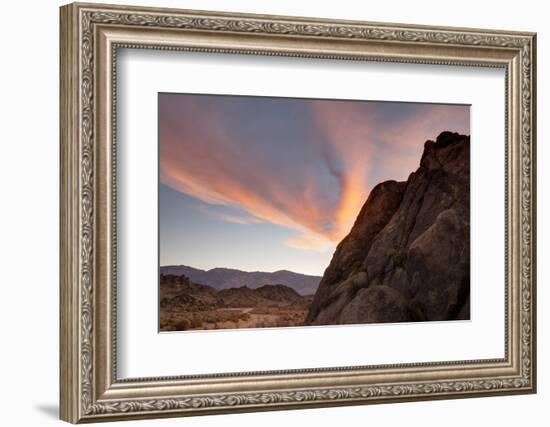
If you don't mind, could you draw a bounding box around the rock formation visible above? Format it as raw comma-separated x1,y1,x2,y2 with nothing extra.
305,131,470,325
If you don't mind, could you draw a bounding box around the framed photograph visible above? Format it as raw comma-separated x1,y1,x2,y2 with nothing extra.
60,2,537,423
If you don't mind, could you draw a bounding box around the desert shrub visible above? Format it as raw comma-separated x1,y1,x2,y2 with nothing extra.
175,319,190,331
161,323,177,332
190,317,202,329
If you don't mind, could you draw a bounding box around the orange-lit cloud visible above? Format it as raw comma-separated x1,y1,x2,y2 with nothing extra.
159,101,334,249
310,101,373,240
159,95,469,251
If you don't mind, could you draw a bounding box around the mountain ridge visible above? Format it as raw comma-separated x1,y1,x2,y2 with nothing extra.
160,265,321,296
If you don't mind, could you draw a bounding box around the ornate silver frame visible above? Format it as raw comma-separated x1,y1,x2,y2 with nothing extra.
60,2,537,423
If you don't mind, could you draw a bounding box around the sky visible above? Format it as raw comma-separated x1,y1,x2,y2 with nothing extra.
159,93,469,276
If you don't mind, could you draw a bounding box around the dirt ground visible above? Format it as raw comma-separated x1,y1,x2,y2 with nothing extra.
160,306,309,331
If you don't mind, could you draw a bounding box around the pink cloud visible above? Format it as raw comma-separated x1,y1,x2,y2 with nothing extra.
159,95,469,251
159,99,335,248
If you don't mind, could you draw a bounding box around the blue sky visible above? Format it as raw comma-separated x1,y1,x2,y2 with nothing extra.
159,93,469,276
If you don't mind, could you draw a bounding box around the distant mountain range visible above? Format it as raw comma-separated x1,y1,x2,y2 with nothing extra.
160,265,321,296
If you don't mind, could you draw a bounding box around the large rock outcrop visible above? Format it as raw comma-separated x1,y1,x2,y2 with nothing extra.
306,131,470,325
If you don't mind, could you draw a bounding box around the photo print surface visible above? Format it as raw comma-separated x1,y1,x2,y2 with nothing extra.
158,93,470,332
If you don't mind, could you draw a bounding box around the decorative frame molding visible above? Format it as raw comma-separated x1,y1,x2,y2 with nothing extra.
60,2,536,423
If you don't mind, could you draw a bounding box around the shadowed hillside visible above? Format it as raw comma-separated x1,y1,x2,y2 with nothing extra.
160,274,313,331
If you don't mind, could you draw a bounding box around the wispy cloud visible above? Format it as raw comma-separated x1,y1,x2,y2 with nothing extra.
159,95,469,251
198,205,264,225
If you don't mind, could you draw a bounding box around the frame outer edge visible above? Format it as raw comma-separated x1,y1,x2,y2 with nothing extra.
529,33,537,393
60,3,81,424
59,2,537,422
68,1,537,37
